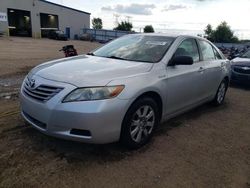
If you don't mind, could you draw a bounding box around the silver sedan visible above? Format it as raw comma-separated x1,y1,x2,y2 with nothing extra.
20,34,230,148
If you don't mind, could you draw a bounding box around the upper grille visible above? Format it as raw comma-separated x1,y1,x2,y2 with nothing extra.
234,66,250,74
23,79,63,102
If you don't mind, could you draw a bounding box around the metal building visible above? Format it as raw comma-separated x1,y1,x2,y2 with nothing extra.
0,0,90,39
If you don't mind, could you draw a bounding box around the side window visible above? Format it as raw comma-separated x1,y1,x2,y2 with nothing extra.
174,39,200,62
213,47,223,60
199,40,216,61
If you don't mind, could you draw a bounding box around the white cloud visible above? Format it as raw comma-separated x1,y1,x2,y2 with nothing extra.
48,0,250,39
101,4,156,15
162,4,187,11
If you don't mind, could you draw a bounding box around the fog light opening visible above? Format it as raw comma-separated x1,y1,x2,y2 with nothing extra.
70,129,91,137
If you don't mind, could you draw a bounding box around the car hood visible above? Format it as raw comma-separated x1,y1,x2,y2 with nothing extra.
30,55,153,87
231,57,250,66
232,57,250,63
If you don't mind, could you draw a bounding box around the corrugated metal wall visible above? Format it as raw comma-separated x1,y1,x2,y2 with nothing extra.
82,28,133,42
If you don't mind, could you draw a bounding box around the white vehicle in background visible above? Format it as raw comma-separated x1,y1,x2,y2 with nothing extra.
231,50,250,84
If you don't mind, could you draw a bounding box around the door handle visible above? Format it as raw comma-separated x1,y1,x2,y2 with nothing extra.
198,67,205,73
221,62,226,67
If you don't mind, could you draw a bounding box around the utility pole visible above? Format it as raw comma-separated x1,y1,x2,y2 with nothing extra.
113,13,120,27
125,16,132,22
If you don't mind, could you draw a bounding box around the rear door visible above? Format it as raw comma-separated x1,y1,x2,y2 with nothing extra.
165,38,207,115
198,40,225,97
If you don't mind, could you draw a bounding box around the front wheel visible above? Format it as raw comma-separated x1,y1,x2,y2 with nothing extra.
120,97,160,149
213,79,228,106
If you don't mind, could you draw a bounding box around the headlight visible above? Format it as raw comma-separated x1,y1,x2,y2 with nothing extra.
63,85,124,102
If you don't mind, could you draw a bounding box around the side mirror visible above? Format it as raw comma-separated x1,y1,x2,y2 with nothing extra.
168,56,194,66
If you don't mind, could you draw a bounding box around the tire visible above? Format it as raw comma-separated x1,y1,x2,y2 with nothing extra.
213,79,228,106
120,97,160,149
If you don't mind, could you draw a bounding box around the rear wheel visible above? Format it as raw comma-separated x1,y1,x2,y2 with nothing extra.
120,97,160,149
213,79,228,105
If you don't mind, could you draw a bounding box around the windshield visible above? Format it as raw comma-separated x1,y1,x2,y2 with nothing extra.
92,35,175,63
241,50,250,58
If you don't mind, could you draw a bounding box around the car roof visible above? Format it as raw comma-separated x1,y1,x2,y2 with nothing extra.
129,33,205,40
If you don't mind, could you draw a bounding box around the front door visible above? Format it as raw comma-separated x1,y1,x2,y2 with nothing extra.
65,27,70,39
165,38,207,115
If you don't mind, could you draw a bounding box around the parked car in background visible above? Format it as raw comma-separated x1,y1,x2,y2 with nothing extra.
231,50,250,84
48,30,68,41
20,34,230,149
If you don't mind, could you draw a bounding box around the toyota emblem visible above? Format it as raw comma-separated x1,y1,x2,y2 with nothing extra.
28,78,36,89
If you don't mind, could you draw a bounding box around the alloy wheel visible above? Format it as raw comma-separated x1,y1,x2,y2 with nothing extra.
217,82,226,104
130,105,155,143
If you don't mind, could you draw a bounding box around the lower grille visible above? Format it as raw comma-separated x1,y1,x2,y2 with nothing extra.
234,66,250,74
23,111,47,130
23,79,63,102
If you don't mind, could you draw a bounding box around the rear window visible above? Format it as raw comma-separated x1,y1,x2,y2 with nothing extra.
213,47,223,60
199,40,216,61
241,50,250,58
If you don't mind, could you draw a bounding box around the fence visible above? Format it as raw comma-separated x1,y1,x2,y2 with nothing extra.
214,42,250,49
81,28,133,42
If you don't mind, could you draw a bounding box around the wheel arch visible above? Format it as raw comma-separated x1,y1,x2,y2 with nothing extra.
120,90,164,146
224,76,229,85
128,91,163,121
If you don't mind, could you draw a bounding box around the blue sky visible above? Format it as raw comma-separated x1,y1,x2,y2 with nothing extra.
48,0,250,39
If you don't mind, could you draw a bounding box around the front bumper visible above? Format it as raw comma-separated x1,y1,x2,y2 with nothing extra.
231,69,250,84
20,76,130,144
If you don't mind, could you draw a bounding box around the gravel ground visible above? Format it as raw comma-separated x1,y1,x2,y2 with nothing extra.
0,37,249,188
0,37,100,98
0,37,100,77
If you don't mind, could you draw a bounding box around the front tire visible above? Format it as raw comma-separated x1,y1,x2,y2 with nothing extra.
120,97,160,149
213,79,228,106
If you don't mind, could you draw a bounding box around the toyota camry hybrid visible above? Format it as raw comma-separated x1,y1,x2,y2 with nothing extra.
20,34,230,148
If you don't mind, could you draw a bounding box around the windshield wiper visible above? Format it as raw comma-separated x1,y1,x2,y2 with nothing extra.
106,55,127,60
87,52,95,56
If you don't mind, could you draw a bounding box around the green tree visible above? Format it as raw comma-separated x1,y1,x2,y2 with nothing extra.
204,22,239,43
204,24,214,41
92,18,103,29
143,25,154,33
214,22,238,43
114,21,133,31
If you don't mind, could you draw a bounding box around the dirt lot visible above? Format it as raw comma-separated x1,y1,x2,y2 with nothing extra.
0,37,100,97
0,37,250,188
